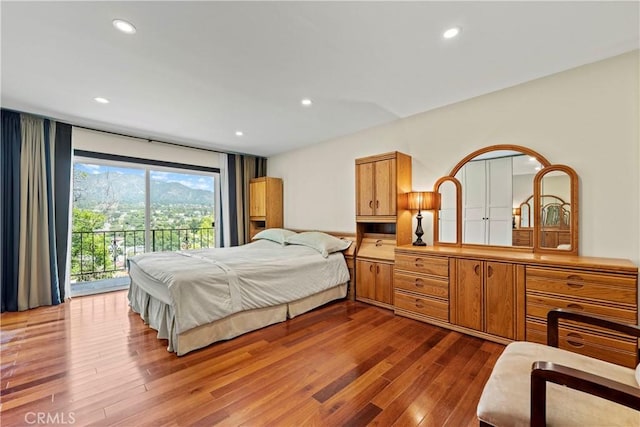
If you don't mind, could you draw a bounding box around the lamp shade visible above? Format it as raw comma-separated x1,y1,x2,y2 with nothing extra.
513,207,521,216
408,191,439,211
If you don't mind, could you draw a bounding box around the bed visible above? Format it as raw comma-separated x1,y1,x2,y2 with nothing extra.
127,230,352,355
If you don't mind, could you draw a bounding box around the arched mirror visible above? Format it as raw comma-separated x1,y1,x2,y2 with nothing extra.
519,197,532,228
534,165,578,255
432,145,579,255
433,177,461,245
443,145,551,248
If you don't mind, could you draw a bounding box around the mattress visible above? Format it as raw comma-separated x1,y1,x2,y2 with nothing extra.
127,239,350,335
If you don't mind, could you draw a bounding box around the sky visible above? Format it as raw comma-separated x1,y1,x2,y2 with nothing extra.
74,163,215,192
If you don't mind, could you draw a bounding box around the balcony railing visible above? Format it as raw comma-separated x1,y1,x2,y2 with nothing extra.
71,227,215,283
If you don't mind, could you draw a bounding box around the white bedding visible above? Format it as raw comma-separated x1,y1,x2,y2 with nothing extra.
127,239,350,335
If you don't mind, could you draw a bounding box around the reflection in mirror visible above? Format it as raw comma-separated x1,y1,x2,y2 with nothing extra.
539,171,572,250
438,180,457,243
455,152,540,247
519,200,531,228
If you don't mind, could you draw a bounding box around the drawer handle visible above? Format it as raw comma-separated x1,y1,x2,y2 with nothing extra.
474,264,481,276
567,274,583,281
415,300,424,309
369,264,374,272
414,278,424,288
375,239,383,247
414,258,424,268
567,282,584,289
369,200,373,208
487,265,493,278
566,332,584,348
566,303,584,311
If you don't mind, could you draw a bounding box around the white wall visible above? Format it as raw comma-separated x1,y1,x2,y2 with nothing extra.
513,174,535,209
73,128,220,169
269,50,640,264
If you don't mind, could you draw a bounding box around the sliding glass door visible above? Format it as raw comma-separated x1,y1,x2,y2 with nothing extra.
149,169,215,251
71,157,217,292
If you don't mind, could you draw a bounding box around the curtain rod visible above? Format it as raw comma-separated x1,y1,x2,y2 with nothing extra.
1,107,258,158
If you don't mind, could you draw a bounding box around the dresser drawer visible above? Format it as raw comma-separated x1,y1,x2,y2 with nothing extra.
394,272,448,299
394,292,449,321
512,229,532,246
527,267,637,289
527,294,637,323
527,319,638,368
395,254,448,277
526,276,636,306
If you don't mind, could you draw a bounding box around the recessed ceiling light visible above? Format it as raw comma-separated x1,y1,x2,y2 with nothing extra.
443,27,461,39
94,97,110,104
535,166,541,171
235,131,244,137
113,19,136,34
301,98,313,107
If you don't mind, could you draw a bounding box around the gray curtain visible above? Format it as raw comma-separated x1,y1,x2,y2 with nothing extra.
1,110,72,311
222,154,267,247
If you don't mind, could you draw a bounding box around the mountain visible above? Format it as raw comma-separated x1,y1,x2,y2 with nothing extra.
73,171,214,208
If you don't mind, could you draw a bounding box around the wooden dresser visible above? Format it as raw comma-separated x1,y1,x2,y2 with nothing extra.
354,152,412,309
394,245,639,367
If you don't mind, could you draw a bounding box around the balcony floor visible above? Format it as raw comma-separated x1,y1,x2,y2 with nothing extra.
70,276,130,297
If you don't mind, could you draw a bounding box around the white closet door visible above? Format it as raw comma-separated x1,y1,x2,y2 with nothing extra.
487,157,513,246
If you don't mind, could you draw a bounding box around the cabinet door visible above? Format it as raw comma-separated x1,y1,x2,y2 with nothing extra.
356,260,376,300
356,163,375,216
374,263,393,305
374,159,396,216
249,180,266,217
484,262,515,339
456,259,483,330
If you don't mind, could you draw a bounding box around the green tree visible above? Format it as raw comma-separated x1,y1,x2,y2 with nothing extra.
70,208,115,281
198,215,215,248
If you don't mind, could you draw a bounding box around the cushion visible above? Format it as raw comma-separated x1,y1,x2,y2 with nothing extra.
252,228,296,245
285,231,352,258
477,341,639,427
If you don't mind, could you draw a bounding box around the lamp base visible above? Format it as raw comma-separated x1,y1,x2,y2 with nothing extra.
413,211,427,246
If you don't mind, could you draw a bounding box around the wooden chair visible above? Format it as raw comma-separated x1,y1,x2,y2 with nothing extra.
477,309,640,426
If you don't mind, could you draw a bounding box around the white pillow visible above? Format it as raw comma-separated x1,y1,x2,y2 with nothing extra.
252,228,297,245
635,363,640,387
286,231,352,258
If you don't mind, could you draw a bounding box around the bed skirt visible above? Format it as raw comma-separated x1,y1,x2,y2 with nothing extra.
128,280,347,356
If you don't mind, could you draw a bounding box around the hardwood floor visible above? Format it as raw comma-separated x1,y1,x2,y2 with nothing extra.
1,291,504,426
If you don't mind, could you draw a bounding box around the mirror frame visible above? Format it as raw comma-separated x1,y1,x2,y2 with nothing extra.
432,144,580,254
433,176,462,246
519,194,569,229
518,195,534,229
448,144,551,177
533,164,579,255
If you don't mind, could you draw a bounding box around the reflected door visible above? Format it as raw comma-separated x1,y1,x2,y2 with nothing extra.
459,158,512,245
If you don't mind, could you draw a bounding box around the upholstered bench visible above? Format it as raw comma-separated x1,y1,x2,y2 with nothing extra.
477,309,640,426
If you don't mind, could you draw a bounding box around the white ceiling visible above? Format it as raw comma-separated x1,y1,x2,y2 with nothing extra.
2,1,638,157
